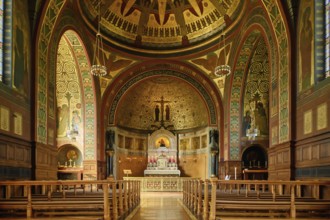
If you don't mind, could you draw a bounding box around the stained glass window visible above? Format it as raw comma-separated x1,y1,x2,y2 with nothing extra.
0,0,3,82
326,0,330,78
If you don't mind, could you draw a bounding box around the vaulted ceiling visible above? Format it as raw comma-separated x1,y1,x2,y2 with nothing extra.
78,0,245,56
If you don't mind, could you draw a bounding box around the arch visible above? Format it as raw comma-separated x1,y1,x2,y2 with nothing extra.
260,0,291,143
57,144,83,168
35,0,66,144
102,60,223,127
227,8,278,160
47,11,99,163
100,60,224,159
241,144,268,169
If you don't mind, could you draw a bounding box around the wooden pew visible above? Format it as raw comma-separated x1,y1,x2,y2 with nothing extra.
182,179,330,220
0,179,140,219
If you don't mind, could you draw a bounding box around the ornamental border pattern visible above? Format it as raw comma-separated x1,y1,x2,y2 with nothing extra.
37,0,66,144
261,0,290,143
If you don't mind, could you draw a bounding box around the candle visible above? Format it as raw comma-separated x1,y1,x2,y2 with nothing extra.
234,167,237,180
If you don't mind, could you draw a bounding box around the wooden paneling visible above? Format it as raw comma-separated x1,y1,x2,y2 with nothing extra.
268,141,293,180
0,141,31,168
295,133,330,168
34,143,57,180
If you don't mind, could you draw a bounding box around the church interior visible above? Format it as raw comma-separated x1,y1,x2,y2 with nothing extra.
0,0,330,219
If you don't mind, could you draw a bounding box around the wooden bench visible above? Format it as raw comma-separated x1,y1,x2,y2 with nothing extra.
0,179,140,219
183,179,330,220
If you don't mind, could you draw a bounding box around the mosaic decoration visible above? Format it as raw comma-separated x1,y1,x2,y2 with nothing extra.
40,4,97,160
229,32,259,160
115,77,209,130
56,34,83,143
108,69,217,126
261,0,290,143
242,38,270,138
228,6,277,160
79,0,242,50
36,0,66,144
53,28,96,160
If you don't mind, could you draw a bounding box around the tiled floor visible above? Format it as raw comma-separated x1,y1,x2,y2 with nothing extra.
128,192,193,220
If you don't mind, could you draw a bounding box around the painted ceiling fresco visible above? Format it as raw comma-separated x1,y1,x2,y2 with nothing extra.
78,0,243,52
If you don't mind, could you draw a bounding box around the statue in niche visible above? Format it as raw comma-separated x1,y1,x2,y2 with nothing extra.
209,129,219,146
159,138,166,147
165,105,170,121
105,130,115,150
155,105,160,121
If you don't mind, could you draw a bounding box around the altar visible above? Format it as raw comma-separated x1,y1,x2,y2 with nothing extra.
144,128,180,177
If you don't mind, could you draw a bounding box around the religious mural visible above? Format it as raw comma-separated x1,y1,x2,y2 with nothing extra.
12,0,30,96
155,137,170,148
298,0,314,92
56,34,83,144
242,38,269,138
115,76,209,131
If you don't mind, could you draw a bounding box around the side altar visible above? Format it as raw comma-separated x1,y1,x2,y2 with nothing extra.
144,128,180,176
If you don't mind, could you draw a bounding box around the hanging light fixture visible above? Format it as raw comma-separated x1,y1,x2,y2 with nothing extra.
90,1,107,76
214,32,231,77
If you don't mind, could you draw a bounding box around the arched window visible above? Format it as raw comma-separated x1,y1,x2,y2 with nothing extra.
0,0,4,82
326,0,330,78
1,0,12,85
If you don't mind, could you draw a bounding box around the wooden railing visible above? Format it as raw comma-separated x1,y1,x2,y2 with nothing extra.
183,179,330,219
124,177,194,191
0,179,140,219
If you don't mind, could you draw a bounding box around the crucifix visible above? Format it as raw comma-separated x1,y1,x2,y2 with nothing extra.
154,96,171,125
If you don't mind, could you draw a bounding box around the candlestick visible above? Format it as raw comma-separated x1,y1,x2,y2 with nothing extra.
234,167,237,180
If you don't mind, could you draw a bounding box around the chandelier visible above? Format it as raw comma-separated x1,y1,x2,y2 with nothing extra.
214,33,231,77
90,1,107,76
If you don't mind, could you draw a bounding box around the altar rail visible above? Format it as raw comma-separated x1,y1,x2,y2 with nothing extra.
0,179,140,219
124,177,194,192
183,179,330,219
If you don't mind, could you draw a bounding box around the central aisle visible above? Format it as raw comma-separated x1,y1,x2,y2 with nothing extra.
128,192,193,220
